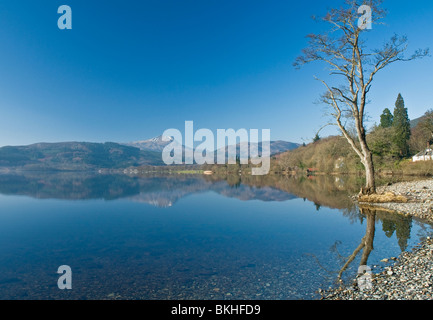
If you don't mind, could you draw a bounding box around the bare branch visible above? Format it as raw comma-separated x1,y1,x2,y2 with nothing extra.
294,0,430,191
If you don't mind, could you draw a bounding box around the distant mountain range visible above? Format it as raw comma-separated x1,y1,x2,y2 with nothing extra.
122,135,300,158
214,140,300,160
0,141,163,170
410,114,430,128
0,136,300,170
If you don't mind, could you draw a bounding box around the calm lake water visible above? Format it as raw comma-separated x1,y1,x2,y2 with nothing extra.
0,172,431,300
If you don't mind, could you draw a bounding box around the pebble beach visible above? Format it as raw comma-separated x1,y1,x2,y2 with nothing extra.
322,178,433,300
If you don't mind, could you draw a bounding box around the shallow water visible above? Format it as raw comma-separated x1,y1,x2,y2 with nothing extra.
0,172,431,300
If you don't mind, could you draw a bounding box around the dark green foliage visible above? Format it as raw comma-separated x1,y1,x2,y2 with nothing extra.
379,108,393,128
0,146,40,165
368,125,397,157
392,94,411,157
369,94,412,159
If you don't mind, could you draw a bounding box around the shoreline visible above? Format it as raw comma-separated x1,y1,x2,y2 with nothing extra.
360,179,433,223
321,177,433,300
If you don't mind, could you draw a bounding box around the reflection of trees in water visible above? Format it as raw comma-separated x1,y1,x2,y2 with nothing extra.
305,207,414,285
414,221,433,244
208,173,417,284
208,173,372,209
226,174,241,188
305,209,377,285
336,207,376,281
337,207,413,284
0,171,421,285
380,213,412,252
207,173,364,222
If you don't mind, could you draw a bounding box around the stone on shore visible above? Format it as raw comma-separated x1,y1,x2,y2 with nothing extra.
322,178,433,300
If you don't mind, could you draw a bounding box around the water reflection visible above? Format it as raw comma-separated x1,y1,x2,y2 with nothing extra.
0,172,420,251
337,207,376,280
0,171,430,297
333,205,416,283
0,172,300,206
0,171,362,206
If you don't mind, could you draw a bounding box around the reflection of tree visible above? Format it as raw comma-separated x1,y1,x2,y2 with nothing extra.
226,174,241,188
381,214,412,252
382,220,396,238
304,208,375,284
335,206,414,281
206,173,363,218
337,207,376,280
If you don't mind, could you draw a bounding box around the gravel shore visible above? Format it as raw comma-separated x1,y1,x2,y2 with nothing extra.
322,177,433,300
368,178,433,223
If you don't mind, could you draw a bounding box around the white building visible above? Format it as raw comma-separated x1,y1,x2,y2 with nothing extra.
413,148,433,162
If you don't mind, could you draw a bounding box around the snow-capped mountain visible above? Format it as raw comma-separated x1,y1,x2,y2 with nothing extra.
122,136,300,165
122,135,178,152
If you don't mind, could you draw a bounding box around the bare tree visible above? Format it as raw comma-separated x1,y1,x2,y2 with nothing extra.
409,110,433,153
294,0,429,195
418,109,433,146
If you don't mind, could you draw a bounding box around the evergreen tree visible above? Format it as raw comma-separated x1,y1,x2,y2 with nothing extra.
392,94,411,157
379,108,393,128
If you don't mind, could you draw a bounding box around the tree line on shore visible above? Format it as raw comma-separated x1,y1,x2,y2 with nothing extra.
276,93,433,177
370,94,432,160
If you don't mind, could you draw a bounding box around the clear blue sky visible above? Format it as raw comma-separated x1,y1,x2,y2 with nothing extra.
0,0,432,146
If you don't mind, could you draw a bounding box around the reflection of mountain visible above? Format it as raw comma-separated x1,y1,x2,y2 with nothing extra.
128,177,215,207
0,172,141,200
0,171,374,210
0,171,372,210
211,184,297,202
0,172,297,207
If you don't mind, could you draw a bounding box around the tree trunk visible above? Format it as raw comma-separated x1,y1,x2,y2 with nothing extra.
357,127,376,196
361,150,376,195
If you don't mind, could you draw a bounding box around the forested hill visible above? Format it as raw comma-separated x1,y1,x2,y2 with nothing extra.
0,142,164,170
